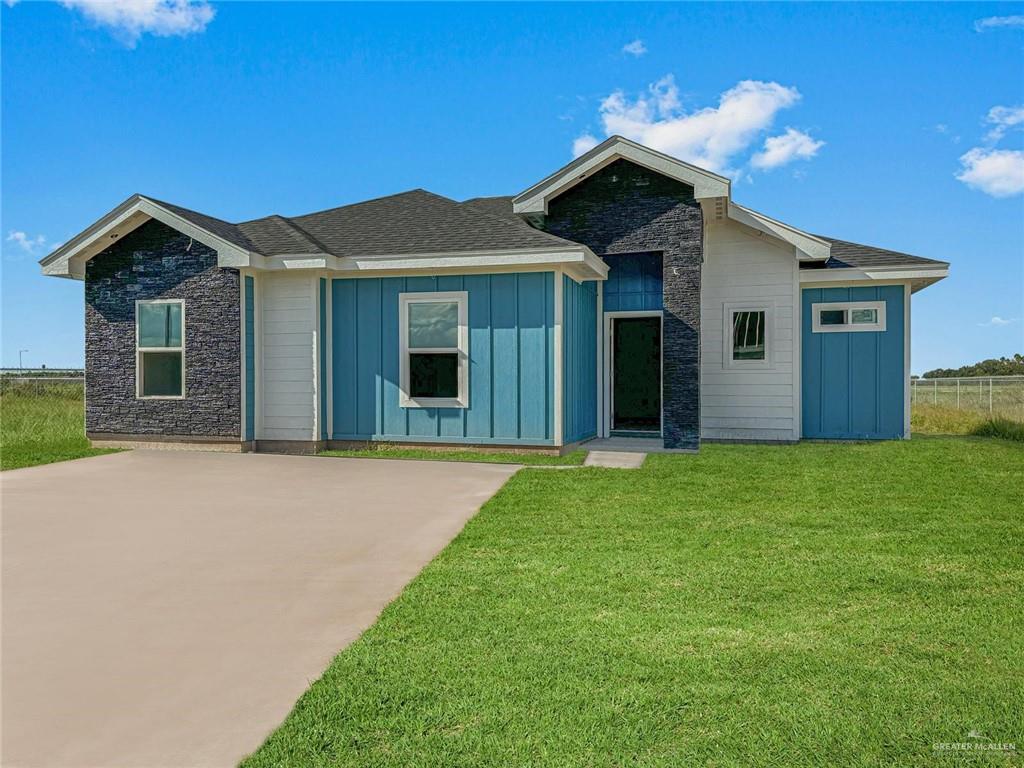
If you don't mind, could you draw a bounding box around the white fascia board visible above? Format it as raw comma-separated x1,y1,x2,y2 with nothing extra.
298,246,609,280
513,136,731,214
39,195,262,279
727,202,831,262
265,255,343,271
799,266,949,285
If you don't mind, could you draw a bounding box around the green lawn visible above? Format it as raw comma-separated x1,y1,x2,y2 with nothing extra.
0,381,117,470
319,445,587,466
244,436,1023,767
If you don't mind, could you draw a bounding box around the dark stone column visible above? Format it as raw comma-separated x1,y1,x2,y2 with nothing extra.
661,218,703,449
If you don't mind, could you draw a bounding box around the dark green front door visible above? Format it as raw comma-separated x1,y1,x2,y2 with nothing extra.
612,316,661,432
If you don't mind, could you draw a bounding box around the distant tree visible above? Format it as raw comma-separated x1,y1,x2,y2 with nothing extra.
922,354,1024,378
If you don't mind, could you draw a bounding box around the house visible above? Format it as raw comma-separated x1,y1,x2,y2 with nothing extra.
40,136,949,453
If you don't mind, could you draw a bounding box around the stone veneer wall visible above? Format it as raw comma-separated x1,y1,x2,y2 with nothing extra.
85,219,241,438
541,159,703,449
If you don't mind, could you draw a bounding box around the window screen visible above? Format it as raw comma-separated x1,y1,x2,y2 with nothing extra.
732,310,766,360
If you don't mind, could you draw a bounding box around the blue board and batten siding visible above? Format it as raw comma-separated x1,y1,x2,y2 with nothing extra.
244,275,255,442
801,285,906,439
562,276,598,444
602,252,662,312
331,272,556,445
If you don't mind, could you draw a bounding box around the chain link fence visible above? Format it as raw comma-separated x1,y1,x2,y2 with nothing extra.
911,375,1024,421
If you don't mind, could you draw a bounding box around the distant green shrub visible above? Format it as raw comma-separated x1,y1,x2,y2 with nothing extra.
972,417,1024,443
912,404,1024,443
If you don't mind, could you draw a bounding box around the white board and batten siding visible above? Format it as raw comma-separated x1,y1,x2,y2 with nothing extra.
700,219,799,441
259,273,318,441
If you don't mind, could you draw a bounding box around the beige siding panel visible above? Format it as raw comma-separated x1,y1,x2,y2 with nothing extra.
259,273,316,440
701,219,799,441
702,394,793,408
703,416,793,430
705,428,796,442
263,380,315,394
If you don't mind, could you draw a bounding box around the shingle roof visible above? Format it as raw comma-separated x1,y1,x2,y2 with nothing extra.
288,190,577,257
808,236,949,270
143,190,579,259
237,215,331,256
461,195,516,219
144,191,944,272
466,196,947,271
142,196,259,252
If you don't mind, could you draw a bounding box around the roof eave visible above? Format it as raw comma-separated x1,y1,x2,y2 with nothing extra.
799,264,950,292
727,202,831,261
292,245,609,280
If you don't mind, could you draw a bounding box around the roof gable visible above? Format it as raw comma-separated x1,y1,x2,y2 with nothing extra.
39,195,257,280
512,135,731,215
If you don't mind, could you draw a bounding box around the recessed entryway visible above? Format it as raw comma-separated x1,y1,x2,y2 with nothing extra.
605,312,662,436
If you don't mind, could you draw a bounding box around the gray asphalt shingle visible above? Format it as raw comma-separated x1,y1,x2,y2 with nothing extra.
142,196,258,253
811,236,949,270
288,190,576,257
142,192,945,271
145,190,579,259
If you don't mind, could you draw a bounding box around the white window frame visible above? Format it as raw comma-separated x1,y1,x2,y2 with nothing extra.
398,291,469,409
135,298,186,399
723,301,774,370
812,301,886,333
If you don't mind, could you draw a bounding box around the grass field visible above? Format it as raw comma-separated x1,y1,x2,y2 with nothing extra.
912,403,1024,442
0,381,116,470
244,436,1023,767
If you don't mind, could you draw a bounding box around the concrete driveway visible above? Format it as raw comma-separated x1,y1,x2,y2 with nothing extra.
1,450,517,768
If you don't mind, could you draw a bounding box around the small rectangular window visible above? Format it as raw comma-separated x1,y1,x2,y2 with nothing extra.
812,301,886,333
136,300,185,398
399,292,468,408
723,303,772,369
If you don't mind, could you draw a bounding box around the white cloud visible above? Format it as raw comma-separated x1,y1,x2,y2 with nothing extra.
6,231,47,254
985,105,1024,141
622,39,647,57
60,0,214,45
978,316,1017,327
974,15,1024,31
572,133,600,158
956,148,1024,197
573,76,818,175
751,127,825,170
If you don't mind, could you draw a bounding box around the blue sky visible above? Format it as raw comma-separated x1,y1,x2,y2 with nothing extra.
2,1,1022,373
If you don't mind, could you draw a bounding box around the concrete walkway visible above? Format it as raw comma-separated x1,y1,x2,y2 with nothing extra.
583,450,647,468
1,450,517,768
